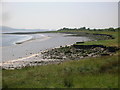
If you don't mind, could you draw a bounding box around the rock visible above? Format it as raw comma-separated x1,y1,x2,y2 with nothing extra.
35,55,38,57
101,54,110,56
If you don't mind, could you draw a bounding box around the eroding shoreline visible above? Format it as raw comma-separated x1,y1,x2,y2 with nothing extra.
1,32,119,70
1,44,119,70
43,44,119,59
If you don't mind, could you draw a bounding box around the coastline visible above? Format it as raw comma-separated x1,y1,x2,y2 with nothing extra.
14,35,33,45
1,42,83,69
1,33,91,69
1,43,119,70
1,32,118,70
2,33,49,47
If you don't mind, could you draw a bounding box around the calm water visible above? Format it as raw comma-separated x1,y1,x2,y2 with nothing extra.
2,33,91,61
1,29,48,47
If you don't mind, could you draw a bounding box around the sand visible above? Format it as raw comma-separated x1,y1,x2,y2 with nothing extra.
1,33,91,69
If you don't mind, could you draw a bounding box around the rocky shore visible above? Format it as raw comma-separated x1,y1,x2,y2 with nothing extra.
1,32,119,70
2,44,119,70
41,44,119,60
2,59,64,70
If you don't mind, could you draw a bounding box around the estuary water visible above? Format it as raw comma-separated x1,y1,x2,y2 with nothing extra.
1,29,91,62
1,29,48,47
1,34,47,47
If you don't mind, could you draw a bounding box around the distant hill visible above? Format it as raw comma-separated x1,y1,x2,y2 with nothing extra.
0,26,16,30
0,26,50,33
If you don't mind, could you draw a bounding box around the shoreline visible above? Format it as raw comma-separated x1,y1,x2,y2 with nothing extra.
2,35,51,49
1,32,117,70
0,43,76,69
14,35,33,45
2,33,50,47
0,35,52,66
1,43,119,70
2,33,90,61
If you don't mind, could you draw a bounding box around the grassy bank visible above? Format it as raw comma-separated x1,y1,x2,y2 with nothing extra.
57,30,119,47
75,31,119,47
3,55,119,88
2,30,119,88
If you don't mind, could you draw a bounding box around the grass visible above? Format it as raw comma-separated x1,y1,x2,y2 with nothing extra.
2,30,119,88
2,55,119,88
59,30,119,47
78,31,119,47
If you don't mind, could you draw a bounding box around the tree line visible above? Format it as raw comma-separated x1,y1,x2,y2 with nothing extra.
58,27,120,32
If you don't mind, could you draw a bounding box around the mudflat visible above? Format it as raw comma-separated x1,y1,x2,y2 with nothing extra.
1,33,90,69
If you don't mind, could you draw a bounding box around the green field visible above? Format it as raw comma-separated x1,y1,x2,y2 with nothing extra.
2,30,119,88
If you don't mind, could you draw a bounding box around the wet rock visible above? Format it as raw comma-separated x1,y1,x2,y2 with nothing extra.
100,54,110,56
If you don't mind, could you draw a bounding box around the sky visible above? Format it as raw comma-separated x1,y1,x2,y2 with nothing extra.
1,2,118,30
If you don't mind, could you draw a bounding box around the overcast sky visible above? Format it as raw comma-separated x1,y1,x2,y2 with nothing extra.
1,2,118,29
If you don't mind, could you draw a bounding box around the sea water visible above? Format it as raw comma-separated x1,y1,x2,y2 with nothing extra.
1,30,48,47
1,34,32,47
